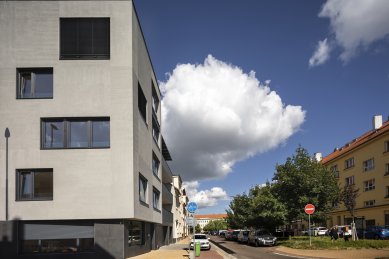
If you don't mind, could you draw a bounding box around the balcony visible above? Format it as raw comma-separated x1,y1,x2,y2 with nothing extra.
162,183,173,205
162,158,173,184
162,208,173,226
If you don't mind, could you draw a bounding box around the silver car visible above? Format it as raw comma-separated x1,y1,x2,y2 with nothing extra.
248,230,277,247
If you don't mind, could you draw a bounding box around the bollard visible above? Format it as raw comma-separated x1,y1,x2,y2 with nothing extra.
195,242,201,257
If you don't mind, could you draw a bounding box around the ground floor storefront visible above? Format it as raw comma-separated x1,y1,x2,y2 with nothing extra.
0,219,173,259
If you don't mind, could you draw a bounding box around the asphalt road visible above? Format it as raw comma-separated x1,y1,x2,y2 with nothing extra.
210,236,299,259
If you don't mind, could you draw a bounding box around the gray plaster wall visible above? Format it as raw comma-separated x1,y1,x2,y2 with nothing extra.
0,0,160,221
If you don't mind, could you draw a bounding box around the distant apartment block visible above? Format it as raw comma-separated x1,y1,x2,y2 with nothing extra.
0,1,182,258
194,214,228,231
322,115,389,230
172,175,189,242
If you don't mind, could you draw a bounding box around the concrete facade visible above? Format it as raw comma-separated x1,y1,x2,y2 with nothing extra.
0,1,176,258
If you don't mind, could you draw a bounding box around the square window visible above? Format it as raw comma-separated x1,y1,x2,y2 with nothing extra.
60,18,110,59
16,169,53,201
344,157,354,169
345,175,355,186
128,221,145,246
364,179,375,191
17,68,53,99
363,158,374,172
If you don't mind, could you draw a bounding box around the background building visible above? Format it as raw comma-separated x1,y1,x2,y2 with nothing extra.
194,214,228,231
172,175,189,242
0,1,178,258
322,115,389,231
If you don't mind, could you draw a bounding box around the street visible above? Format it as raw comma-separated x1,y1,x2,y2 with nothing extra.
209,236,296,259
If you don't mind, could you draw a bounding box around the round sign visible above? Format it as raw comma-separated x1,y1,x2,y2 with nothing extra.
187,202,198,213
304,204,315,215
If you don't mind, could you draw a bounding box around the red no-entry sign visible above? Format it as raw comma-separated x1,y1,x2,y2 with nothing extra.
304,204,315,215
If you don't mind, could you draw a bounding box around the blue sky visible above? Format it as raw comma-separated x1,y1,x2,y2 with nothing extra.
134,0,389,214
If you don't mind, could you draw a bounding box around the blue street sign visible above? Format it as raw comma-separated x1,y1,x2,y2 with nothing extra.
187,201,198,213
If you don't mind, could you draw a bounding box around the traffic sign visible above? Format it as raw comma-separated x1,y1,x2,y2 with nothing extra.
187,202,198,213
186,216,196,226
304,204,315,215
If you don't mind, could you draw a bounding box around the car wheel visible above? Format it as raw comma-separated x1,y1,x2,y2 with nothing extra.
255,240,259,247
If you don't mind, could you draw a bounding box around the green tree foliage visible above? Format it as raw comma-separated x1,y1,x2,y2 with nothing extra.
203,219,228,232
340,183,359,217
226,193,251,229
195,224,201,233
272,146,340,224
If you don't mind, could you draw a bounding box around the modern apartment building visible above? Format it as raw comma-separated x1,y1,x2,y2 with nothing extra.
172,175,188,242
194,214,228,231
322,115,389,230
0,1,177,258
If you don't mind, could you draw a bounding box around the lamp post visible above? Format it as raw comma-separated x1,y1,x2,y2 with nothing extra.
4,128,10,221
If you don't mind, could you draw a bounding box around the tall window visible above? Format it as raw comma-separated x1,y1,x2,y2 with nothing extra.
60,18,110,59
139,174,148,204
17,68,53,99
152,153,160,178
152,115,160,144
138,84,147,122
364,179,375,191
128,221,145,246
344,157,354,169
152,82,159,113
42,118,110,149
385,141,389,152
16,169,53,201
385,186,389,198
363,158,374,172
153,188,160,211
386,163,389,175
345,175,355,186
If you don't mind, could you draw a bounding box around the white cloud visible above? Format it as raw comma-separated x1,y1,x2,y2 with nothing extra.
319,0,389,62
309,38,331,67
161,55,305,181
183,181,229,209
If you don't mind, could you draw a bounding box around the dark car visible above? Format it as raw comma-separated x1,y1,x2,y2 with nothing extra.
364,226,389,239
231,230,241,241
248,229,277,247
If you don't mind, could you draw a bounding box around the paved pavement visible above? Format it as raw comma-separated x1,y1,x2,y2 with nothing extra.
130,237,389,259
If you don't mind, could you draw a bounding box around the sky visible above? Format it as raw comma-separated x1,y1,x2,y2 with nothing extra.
133,0,389,214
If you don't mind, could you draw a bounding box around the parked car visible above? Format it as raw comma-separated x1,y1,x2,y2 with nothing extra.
189,234,211,250
218,230,227,237
237,230,250,244
363,226,389,240
225,230,235,240
303,227,328,236
248,229,277,247
231,230,241,241
330,225,352,238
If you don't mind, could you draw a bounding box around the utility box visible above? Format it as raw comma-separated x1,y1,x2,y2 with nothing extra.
195,242,201,257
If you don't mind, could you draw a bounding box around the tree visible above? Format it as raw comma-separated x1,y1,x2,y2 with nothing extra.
226,193,251,229
195,224,201,233
272,146,340,226
340,183,360,240
203,219,228,232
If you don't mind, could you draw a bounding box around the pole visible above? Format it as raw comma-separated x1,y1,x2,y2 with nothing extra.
309,214,311,247
5,128,10,221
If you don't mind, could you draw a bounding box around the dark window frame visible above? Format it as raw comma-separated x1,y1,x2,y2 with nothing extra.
41,117,110,149
16,68,53,99
139,173,148,206
60,17,110,60
138,83,147,124
152,187,160,212
344,157,354,170
152,113,160,145
128,221,145,246
16,168,53,201
152,152,160,179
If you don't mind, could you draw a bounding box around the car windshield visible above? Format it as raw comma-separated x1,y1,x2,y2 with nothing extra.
194,235,207,239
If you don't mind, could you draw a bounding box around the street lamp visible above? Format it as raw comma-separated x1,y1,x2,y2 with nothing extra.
4,128,10,221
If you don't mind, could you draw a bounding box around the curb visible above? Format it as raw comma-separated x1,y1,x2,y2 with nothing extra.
209,239,238,259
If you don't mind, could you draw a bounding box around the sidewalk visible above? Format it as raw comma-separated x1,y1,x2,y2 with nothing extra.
130,237,226,259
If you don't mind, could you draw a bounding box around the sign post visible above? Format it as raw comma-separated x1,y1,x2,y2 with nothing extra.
187,202,198,258
304,204,315,247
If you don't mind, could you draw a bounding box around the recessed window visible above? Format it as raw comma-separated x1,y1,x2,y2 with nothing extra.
152,115,160,144
128,221,145,246
386,163,389,175
344,157,354,169
364,179,375,191
152,82,159,113
330,164,339,178
364,200,375,207
139,174,148,204
17,68,53,99
345,175,355,186
153,188,160,211
385,141,389,152
385,186,389,198
60,18,110,59
152,153,160,178
16,169,53,201
41,117,110,149
363,158,374,172
138,84,147,123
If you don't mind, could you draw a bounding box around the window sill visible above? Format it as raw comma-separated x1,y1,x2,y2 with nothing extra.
41,146,110,150
16,198,53,201
17,97,53,100
140,200,149,208
60,55,110,60
153,208,161,213
153,174,161,182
